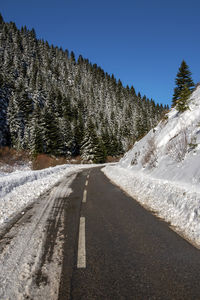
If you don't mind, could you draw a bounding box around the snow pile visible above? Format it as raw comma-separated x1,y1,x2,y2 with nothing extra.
103,86,200,247
0,164,93,226
0,161,32,175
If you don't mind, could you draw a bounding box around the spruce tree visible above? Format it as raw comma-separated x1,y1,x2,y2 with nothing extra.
172,60,194,107
30,103,44,156
70,51,76,63
101,128,111,156
7,89,29,149
72,113,84,155
93,137,106,163
62,118,73,155
0,14,167,160
0,13,4,25
81,119,106,163
176,85,191,112
43,106,63,156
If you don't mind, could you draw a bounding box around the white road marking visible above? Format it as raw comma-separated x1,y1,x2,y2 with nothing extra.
87,174,90,179
83,189,87,203
85,180,88,186
77,217,86,268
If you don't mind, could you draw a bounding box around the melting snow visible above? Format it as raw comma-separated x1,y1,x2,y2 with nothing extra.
0,164,94,226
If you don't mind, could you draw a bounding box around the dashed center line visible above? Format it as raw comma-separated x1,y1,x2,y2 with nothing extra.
77,217,86,268
83,189,87,203
77,175,89,268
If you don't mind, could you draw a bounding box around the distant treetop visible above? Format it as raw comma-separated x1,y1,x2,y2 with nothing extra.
172,60,195,108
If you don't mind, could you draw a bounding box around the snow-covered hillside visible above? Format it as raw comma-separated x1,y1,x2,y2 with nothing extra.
103,85,200,247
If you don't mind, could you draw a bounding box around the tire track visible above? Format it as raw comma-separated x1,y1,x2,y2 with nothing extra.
0,173,76,300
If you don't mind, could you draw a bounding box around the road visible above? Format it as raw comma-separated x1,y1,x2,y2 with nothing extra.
1,167,200,299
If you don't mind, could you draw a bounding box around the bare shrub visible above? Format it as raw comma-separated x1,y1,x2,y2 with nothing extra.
32,154,92,169
0,147,30,166
187,136,197,152
166,130,188,162
161,111,169,123
68,155,83,164
141,138,157,168
32,154,67,170
131,151,140,165
106,156,122,163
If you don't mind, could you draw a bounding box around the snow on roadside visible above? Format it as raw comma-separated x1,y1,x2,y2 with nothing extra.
102,166,200,247
0,164,94,226
102,86,200,248
0,161,32,175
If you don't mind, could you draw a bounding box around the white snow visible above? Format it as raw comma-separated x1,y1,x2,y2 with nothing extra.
103,86,200,248
0,164,95,226
0,172,77,300
0,161,32,175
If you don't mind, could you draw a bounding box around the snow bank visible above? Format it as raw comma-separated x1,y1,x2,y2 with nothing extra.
103,86,200,247
0,161,32,175
0,164,93,226
103,166,200,247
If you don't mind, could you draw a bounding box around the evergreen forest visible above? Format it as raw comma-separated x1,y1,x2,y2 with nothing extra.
0,14,168,163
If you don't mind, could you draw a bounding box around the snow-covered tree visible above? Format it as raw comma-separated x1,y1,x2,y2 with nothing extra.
0,14,166,160
172,60,194,107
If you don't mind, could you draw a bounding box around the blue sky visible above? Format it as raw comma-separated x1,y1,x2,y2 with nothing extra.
1,0,200,106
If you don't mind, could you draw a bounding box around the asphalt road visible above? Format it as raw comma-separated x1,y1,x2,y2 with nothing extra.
59,167,200,300
1,167,200,299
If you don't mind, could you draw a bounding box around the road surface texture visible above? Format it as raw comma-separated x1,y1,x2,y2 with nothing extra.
1,167,200,299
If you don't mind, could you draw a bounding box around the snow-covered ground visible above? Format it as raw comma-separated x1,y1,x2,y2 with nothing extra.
0,161,32,175
0,164,95,227
103,86,200,247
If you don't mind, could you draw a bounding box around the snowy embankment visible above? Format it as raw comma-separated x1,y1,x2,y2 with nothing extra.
103,166,200,246
103,86,200,247
0,164,93,226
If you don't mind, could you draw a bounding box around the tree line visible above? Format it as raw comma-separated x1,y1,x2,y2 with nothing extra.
0,14,168,163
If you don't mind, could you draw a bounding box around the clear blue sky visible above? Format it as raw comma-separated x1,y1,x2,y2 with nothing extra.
1,0,200,106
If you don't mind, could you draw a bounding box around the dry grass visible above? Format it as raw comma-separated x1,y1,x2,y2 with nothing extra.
0,147,30,166
32,154,68,170
0,147,119,171
106,156,122,163
67,155,83,164
32,154,87,170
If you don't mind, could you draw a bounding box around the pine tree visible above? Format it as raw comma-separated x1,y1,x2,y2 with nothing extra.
93,137,106,163
0,13,4,25
0,14,167,160
7,88,30,149
81,119,106,163
101,128,111,156
43,106,63,156
30,103,44,156
172,60,194,107
70,51,76,63
71,113,84,156
62,117,73,155
176,85,191,112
